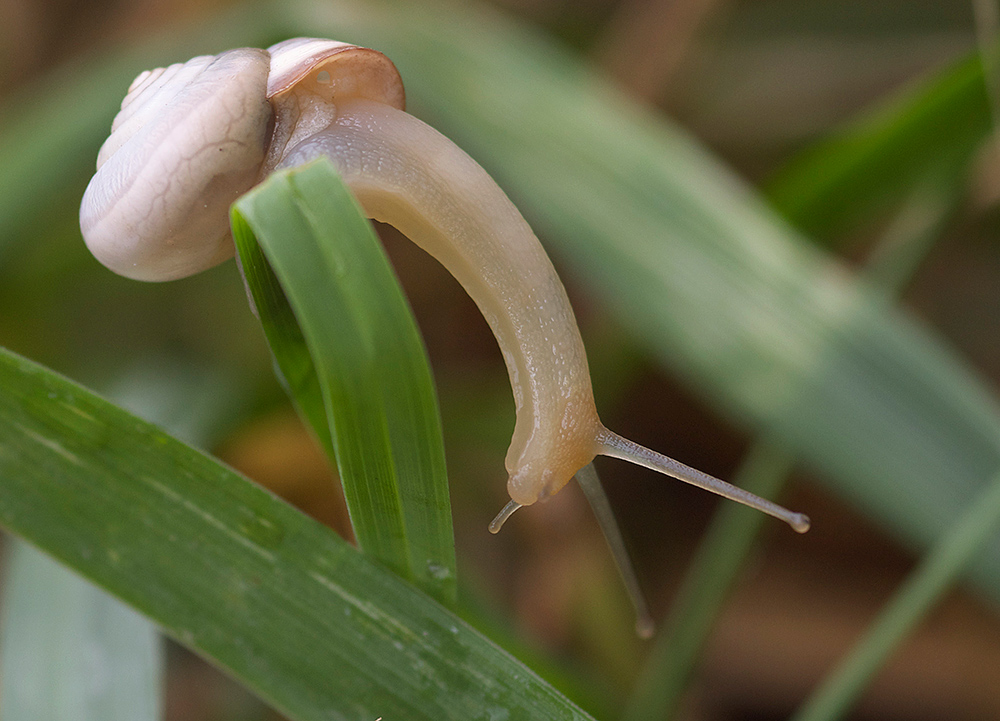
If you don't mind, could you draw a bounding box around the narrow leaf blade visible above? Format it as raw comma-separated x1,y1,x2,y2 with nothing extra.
766,50,989,240
0,347,593,721
232,159,456,604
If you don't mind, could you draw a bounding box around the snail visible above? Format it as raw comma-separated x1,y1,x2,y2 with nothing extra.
80,38,809,633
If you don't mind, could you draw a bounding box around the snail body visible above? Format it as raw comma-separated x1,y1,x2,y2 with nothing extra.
80,39,809,632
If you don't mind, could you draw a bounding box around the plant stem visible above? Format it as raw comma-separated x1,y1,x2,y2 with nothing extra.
791,470,1000,721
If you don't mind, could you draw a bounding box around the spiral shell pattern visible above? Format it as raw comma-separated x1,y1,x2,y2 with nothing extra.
80,48,272,281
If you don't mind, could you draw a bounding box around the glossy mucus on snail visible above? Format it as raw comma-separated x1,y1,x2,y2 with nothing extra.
79,38,810,636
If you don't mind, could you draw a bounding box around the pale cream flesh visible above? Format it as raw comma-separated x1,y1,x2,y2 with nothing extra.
274,97,811,535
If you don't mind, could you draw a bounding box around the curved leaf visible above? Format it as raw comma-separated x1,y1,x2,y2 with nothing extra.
0,347,592,721
232,160,456,604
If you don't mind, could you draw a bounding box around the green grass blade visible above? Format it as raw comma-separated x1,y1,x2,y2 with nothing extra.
0,347,594,721
232,208,333,462
231,159,456,605
625,166,957,719
857,165,964,296
0,541,162,721
0,359,257,721
791,469,1000,721
765,49,989,240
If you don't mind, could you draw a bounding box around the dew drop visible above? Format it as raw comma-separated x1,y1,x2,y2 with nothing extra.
426,561,452,581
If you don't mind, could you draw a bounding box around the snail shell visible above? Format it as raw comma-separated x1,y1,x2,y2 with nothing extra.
80,49,271,281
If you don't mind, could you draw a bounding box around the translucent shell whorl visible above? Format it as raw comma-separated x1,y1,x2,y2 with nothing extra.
260,39,405,178
79,48,272,281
